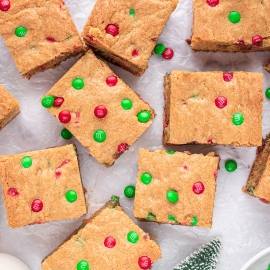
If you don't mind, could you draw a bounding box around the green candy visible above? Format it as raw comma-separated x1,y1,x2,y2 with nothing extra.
121,98,133,110
146,213,156,220
124,185,136,198
168,215,178,224
129,9,135,16
228,11,241,24
166,150,175,155
65,190,77,203
141,173,152,185
190,216,198,226
166,190,179,204
15,26,27,37
266,88,270,99
21,156,32,168
111,195,120,204
225,160,237,172
41,96,54,108
72,78,85,90
154,43,165,55
137,111,151,123
232,112,244,126
61,128,73,140
93,130,106,143
77,260,89,270
127,231,139,243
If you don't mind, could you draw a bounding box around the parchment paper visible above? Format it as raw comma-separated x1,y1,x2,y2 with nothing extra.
1,0,270,269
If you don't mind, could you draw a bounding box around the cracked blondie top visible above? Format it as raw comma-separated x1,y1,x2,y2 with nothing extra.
163,71,263,146
0,84,20,131
191,0,270,52
82,0,178,76
0,0,84,78
42,50,154,167
42,196,162,270
133,149,220,228
0,144,86,228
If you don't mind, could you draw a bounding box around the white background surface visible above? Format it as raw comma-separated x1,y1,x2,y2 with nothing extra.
0,0,270,269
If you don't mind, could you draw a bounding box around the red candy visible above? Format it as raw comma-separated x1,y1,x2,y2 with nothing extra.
259,198,270,204
58,110,71,123
214,170,218,179
104,236,116,248
106,24,119,36
162,48,174,60
0,0,10,11
106,75,118,86
223,72,233,82
236,40,245,45
206,0,219,7
54,97,64,107
183,165,188,170
118,143,128,152
46,37,56,43
215,96,228,109
252,35,263,47
138,256,152,269
192,182,205,195
31,199,43,212
94,105,107,119
7,188,19,198
132,49,139,57
55,159,70,179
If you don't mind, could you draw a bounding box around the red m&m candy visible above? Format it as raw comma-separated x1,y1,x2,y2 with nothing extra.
132,49,139,57
215,96,227,109
46,36,56,42
138,256,152,269
118,143,128,152
54,97,64,107
0,0,10,11
106,75,118,86
31,199,43,212
106,24,119,36
223,72,233,82
252,35,263,47
7,188,19,198
94,105,107,119
104,236,116,248
206,0,219,7
162,48,174,60
59,110,71,123
192,182,205,195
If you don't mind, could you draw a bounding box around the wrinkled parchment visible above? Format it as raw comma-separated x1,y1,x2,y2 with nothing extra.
1,0,270,269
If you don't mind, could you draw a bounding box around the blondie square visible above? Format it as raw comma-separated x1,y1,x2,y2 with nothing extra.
0,84,20,131
133,149,220,228
243,134,270,203
0,144,86,228
0,0,84,78
82,0,178,76
41,196,162,270
42,50,154,167
163,71,263,146
191,0,270,52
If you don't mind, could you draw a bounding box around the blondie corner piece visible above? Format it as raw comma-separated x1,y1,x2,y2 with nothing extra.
191,0,270,52
163,71,263,146
133,149,220,228
0,144,86,228
0,84,20,131
0,0,84,79
243,133,270,204
41,196,162,270
42,50,154,167
82,0,178,76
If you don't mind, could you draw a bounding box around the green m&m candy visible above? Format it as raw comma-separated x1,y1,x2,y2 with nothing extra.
232,112,244,126
21,156,32,168
129,9,135,16
93,130,106,143
154,44,165,55
225,160,237,172
146,212,156,220
266,88,270,99
166,150,175,155
228,11,241,24
61,128,73,140
65,190,77,203
168,215,178,224
72,78,85,90
141,172,152,185
121,98,133,110
41,96,54,108
190,216,198,226
15,26,27,37
127,231,139,243
137,111,151,123
124,185,136,198
166,190,178,204
77,260,89,270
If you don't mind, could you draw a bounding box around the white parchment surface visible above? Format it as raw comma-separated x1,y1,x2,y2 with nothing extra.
1,0,270,269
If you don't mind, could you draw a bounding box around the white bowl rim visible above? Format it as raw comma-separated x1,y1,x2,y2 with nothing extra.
240,247,270,270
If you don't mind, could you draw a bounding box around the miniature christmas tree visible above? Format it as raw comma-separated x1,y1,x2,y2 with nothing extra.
173,238,222,270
